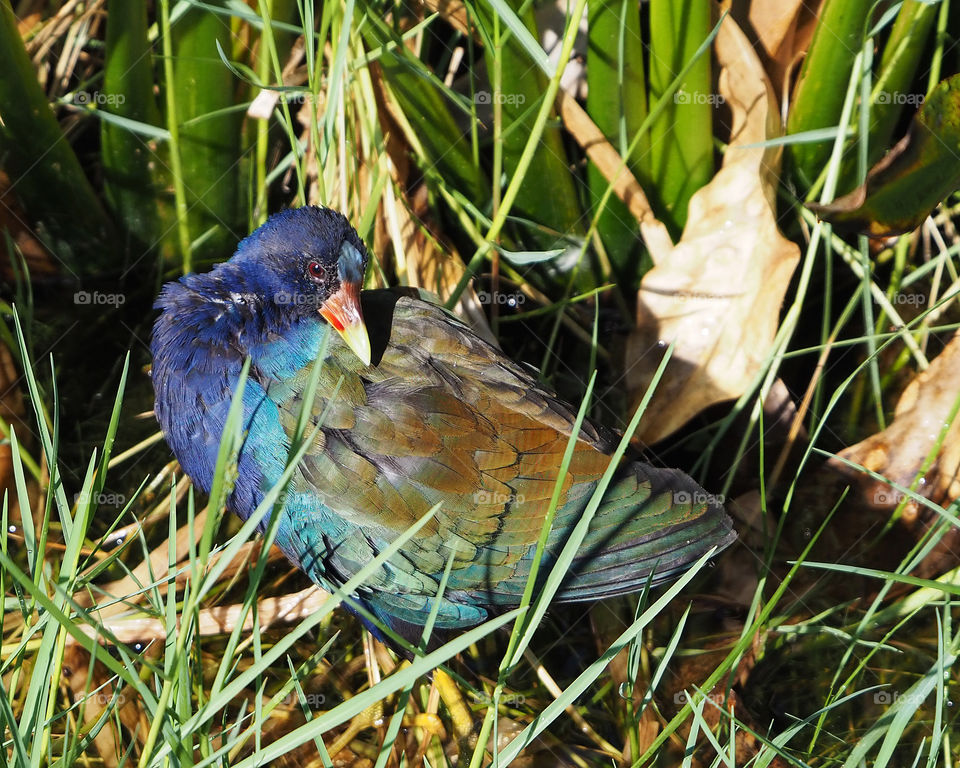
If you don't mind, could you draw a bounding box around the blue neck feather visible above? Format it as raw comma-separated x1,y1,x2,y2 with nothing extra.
151,261,327,522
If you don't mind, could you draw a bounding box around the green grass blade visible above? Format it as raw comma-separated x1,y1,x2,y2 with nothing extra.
360,14,486,201
647,0,713,233
844,641,957,767
230,608,522,768
0,675,29,768
787,0,873,186
167,0,247,268
467,0,584,247
102,0,173,257
149,502,485,763
586,0,648,285
496,548,716,764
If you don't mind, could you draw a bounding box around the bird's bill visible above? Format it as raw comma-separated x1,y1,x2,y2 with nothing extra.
319,281,372,366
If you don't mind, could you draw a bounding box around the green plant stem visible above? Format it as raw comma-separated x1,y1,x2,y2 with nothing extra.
158,0,193,273
647,0,713,233
468,0,583,250
586,0,648,285
102,0,172,256
452,0,589,308
788,0,872,186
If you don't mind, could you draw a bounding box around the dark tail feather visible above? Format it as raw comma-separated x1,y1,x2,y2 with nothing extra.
554,463,736,602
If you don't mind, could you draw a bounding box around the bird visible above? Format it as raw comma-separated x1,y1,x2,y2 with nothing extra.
151,206,735,646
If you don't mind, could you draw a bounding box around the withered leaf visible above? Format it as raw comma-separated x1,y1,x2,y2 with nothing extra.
826,330,960,522
809,74,960,237
626,16,801,443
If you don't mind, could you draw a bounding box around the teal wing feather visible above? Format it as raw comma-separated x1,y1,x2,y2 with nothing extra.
271,291,734,633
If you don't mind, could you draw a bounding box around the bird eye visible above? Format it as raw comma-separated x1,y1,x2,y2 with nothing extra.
307,261,326,281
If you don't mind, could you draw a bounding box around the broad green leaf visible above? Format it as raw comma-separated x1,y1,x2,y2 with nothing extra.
787,0,873,186
809,74,960,236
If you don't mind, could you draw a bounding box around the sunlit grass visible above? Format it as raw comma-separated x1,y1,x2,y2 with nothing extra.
0,0,959,766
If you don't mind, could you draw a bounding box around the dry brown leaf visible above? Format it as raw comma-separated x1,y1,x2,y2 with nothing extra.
15,9,43,38
732,0,822,97
625,15,801,443
69,585,329,645
634,707,661,763
826,330,960,524
417,0,469,35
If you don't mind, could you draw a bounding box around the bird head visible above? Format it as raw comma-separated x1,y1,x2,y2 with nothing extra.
233,206,372,365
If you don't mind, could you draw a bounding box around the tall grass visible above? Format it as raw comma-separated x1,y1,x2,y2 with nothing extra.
0,0,959,765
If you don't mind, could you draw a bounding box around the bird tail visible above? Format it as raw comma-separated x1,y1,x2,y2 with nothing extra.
550,463,736,602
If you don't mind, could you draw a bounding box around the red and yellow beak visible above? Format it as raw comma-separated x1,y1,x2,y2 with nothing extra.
319,279,371,366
